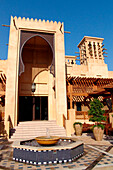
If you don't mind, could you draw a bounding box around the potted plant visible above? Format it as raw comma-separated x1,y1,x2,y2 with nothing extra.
73,122,83,136
88,98,106,141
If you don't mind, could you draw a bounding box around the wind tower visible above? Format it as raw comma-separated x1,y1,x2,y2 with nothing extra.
77,36,108,77
78,36,107,65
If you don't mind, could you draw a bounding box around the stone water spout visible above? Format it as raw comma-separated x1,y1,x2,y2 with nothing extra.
35,128,60,145
46,128,50,138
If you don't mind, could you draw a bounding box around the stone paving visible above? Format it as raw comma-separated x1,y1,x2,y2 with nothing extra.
0,134,113,170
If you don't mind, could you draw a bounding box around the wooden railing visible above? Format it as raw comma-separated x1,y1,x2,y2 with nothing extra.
75,110,110,121
75,111,89,120
63,114,66,128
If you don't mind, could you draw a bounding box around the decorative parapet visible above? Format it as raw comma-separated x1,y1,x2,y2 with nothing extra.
13,16,62,25
11,16,64,33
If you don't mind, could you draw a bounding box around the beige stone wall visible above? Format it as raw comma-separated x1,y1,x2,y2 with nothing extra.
108,71,113,78
5,17,19,135
66,36,113,78
66,56,112,78
2,17,113,137
4,16,67,136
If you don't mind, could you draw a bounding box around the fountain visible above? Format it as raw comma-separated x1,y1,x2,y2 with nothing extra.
35,128,60,145
13,128,84,165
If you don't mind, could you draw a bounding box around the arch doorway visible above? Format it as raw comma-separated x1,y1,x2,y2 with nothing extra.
18,35,53,122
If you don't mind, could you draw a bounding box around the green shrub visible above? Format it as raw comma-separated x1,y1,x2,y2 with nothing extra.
92,124,105,130
88,98,106,129
73,122,82,128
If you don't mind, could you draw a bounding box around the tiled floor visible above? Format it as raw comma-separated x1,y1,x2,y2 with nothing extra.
0,138,113,170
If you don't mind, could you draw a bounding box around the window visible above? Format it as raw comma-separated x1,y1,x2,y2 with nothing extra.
76,102,81,111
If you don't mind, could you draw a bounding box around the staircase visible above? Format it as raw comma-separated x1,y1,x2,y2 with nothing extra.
9,120,66,141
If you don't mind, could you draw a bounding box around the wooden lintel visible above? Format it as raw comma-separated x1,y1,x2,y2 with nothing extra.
67,92,88,96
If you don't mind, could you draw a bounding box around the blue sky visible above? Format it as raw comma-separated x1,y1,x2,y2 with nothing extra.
0,0,113,70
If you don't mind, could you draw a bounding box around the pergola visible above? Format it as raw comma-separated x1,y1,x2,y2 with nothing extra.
0,73,6,106
88,82,113,110
0,73,6,121
66,76,113,109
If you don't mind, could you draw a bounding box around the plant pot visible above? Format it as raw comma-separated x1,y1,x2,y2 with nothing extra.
74,124,83,136
93,126,104,141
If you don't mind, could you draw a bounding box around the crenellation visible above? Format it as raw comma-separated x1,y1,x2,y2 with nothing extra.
35,18,37,22
50,20,53,24
13,16,62,28
22,17,25,21
18,17,21,20
42,19,45,23
58,21,61,25
54,21,57,25
27,18,29,21
30,18,33,21
14,16,17,20
38,19,41,22
46,20,49,23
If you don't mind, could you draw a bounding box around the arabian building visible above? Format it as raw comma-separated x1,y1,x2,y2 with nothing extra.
0,16,113,139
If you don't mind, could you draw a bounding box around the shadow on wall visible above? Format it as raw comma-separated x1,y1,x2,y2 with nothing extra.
7,115,15,138
0,114,15,138
0,121,7,138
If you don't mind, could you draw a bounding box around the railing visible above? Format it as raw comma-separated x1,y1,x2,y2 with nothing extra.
75,110,110,121
67,110,69,120
75,111,89,120
63,114,66,128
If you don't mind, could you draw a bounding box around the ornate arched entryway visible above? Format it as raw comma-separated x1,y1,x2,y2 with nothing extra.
18,34,53,121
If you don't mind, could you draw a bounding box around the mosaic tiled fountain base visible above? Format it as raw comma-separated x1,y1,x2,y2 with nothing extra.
13,137,84,165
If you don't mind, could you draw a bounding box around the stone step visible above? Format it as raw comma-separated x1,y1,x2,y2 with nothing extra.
10,120,66,141
12,135,66,138
15,128,64,131
18,120,56,124
12,133,66,138
16,125,64,128
12,131,66,135
12,131,66,134
13,131,65,134
10,134,66,141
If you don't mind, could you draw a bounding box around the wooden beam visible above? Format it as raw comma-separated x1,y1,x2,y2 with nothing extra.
70,85,73,109
64,31,71,34
2,24,10,27
67,92,88,96
111,92,113,111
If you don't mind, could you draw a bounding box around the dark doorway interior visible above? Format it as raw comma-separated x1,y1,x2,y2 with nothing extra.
19,96,48,121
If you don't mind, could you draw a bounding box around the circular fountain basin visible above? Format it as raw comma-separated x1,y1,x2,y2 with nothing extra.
35,136,60,145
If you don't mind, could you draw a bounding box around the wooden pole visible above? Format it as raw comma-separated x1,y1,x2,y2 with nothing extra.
70,84,73,109
2,24,10,27
111,91,113,111
64,31,71,34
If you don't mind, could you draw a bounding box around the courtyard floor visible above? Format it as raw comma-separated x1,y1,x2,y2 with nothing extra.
0,134,113,170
